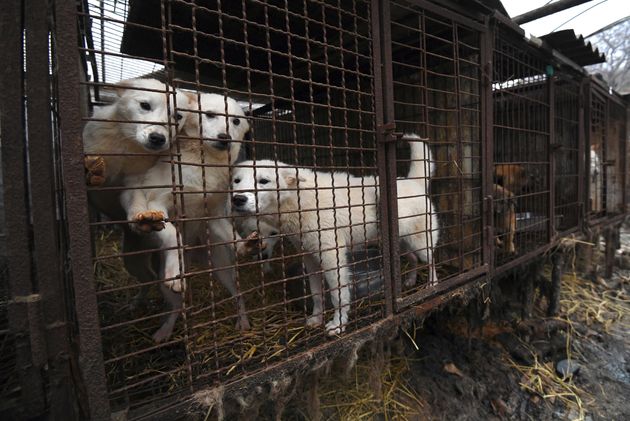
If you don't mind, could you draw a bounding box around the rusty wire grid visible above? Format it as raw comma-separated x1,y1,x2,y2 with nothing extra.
589,86,607,218
606,96,626,215
388,0,484,308
2,0,629,420
553,73,582,234
492,27,551,268
79,0,388,415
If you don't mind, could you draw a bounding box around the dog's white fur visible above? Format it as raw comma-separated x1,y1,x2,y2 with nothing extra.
83,78,190,186
122,92,251,342
230,135,438,335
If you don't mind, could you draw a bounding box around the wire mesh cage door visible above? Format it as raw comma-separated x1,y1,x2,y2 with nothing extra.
73,0,394,417
606,97,626,215
383,0,489,312
492,25,552,270
588,84,608,219
553,72,583,234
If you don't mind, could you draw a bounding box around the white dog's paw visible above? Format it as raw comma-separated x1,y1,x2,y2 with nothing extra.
152,324,174,343
235,317,251,331
262,261,273,274
306,314,323,328
403,276,417,289
132,210,166,233
325,319,345,336
427,269,438,288
164,278,185,293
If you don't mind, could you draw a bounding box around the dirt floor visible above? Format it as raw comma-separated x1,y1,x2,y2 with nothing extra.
298,244,630,421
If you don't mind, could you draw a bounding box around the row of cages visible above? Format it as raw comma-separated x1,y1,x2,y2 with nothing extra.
1,0,628,419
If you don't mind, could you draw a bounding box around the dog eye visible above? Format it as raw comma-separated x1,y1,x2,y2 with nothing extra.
140,101,151,111
259,178,270,185
233,118,240,126
176,113,183,121
234,178,241,184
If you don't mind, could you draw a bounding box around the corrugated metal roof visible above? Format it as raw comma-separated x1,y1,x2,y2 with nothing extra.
540,29,606,67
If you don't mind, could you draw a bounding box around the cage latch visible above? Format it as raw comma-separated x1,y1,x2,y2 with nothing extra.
378,122,403,143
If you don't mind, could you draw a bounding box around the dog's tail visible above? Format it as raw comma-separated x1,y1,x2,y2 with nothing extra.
405,134,434,180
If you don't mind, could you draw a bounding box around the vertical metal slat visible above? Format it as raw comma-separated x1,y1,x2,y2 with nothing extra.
53,0,111,419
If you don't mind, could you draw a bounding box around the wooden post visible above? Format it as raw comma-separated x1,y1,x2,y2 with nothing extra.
548,250,565,316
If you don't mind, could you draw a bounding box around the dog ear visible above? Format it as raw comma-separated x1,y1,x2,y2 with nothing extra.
183,90,197,105
282,168,306,186
115,79,133,97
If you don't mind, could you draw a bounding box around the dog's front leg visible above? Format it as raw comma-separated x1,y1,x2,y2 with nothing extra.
208,218,250,330
121,183,166,233
152,282,183,343
155,222,185,293
319,246,350,335
303,253,324,327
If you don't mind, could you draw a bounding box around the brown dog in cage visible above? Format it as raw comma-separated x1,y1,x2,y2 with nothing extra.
493,183,517,254
119,92,252,342
230,135,437,335
494,163,529,195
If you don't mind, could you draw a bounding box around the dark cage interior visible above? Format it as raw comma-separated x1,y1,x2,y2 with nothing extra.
1,0,629,420
492,26,550,268
553,73,581,234
389,0,484,306
606,96,626,215
589,87,607,217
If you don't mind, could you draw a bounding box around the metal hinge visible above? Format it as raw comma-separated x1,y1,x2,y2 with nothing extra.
377,122,403,143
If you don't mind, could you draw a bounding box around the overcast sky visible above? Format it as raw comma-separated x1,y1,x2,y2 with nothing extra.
501,0,629,38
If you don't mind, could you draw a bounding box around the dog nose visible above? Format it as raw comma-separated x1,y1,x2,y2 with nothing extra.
232,194,248,207
148,132,166,147
217,133,231,148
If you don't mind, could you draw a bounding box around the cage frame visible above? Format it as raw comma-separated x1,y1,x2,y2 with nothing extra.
0,0,629,419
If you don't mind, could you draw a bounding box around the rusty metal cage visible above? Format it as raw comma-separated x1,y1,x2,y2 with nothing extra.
606,95,627,215
388,0,485,309
2,0,630,419
78,0,389,416
492,24,551,269
553,71,583,234
587,81,608,218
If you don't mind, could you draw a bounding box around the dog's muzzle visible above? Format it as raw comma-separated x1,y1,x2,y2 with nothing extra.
147,132,167,150
232,194,248,209
213,133,232,150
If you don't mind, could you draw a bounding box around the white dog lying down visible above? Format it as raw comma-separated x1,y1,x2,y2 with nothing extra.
121,92,252,342
230,135,438,335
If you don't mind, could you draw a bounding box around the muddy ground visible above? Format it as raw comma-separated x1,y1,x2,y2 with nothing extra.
307,261,629,421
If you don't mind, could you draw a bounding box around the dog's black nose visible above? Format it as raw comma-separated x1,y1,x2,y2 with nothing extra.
218,133,232,148
148,132,166,148
232,194,248,207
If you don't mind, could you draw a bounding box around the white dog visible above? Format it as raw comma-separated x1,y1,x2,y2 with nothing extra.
83,78,192,190
122,92,252,342
230,135,438,335
83,79,197,341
